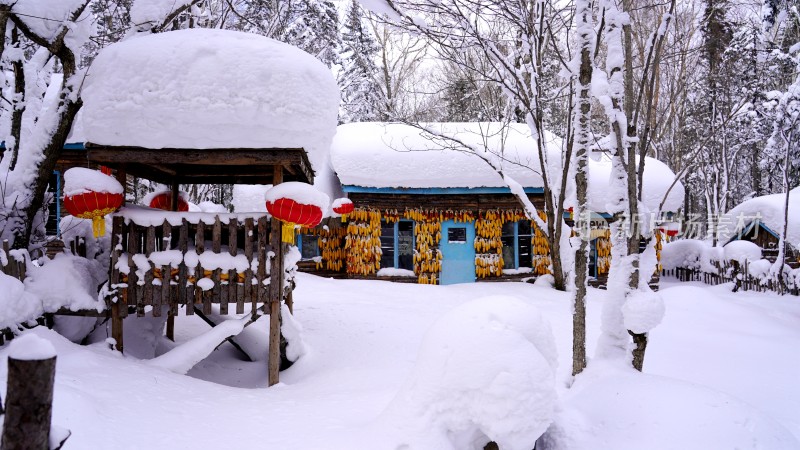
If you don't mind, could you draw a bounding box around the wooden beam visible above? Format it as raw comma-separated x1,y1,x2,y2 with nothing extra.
268,165,284,387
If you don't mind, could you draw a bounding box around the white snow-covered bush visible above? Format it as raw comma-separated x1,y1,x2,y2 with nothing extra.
374,295,557,450
622,289,665,334
25,254,105,313
0,272,43,330
723,240,762,265
661,239,722,272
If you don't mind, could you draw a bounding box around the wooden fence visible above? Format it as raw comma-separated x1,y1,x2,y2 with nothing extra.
108,215,273,320
1,240,27,282
662,260,799,296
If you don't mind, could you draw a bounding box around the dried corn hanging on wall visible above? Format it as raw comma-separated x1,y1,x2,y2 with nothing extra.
321,226,347,272
532,210,551,275
595,228,612,275
345,208,382,276
409,209,442,285
474,210,504,278
654,229,663,274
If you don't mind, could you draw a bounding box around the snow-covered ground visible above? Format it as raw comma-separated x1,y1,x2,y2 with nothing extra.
1,275,798,449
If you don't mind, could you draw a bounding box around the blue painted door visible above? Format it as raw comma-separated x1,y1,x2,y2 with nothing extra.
439,220,476,285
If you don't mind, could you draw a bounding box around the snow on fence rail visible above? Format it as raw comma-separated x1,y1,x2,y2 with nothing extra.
1,240,27,282
108,214,272,320
662,260,800,296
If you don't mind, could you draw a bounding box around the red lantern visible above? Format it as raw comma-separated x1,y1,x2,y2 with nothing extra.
265,182,329,243
332,198,354,222
63,168,124,238
148,192,189,212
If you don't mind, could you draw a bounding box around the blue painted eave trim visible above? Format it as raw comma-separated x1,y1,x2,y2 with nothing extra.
0,141,85,150
343,185,545,195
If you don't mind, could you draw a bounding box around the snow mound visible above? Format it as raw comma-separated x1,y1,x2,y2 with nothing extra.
8,333,56,360
540,362,800,450
372,295,557,449
25,254,105,313
0,272,43,330
82,28,339,176
622,289,665,333
723,240,762,264
281,304,307,363
63,167,123,197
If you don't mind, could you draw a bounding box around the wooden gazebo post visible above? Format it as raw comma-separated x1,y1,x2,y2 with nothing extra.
268,166,284,386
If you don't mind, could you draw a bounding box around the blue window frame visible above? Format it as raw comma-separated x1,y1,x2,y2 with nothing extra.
296,233,320,260
501,221,533,269
380,219,414,270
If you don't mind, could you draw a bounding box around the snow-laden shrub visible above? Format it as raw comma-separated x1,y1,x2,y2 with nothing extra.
0,272,43,330
622,289,665,334
661,239,722,272
25,254,105,313
723,240,762,265
376,295,557,450
661,240,705,270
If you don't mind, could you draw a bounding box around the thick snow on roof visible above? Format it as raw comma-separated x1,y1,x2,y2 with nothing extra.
81,29,339,170
331,122,554,189
587,155,684,213
331,122,683,212
719,187,800,248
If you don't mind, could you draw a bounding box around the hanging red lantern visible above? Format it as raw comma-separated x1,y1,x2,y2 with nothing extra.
331,198,354,222
265,182,329,243
147,191,189,212
63,168,124,238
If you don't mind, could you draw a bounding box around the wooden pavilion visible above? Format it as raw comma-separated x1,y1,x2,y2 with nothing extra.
68,27,340,386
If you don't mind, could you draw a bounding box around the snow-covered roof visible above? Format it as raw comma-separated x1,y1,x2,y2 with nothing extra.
587,155,684,213
719,187,800,248
331,122,684,213
331,122,555,190
81,28,339,172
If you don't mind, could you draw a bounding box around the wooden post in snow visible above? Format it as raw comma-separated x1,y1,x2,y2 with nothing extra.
1,344,57,450
166,179,180,341
268,166,284,386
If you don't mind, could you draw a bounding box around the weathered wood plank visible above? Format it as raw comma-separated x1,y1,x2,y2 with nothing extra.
227,218,238,314
257,217,268,314
195,220,205,316
177,219,189,316
126,221,138,311
268,166,284,387
142,226,156,317
244,218,254,313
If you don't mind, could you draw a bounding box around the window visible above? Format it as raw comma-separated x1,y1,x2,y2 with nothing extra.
299,234,320,260
380,220,414,270
501,220,534,269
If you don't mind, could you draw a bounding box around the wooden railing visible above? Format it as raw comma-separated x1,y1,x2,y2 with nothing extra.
108,214,273,319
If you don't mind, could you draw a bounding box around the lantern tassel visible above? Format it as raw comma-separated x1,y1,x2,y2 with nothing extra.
282,222,296,244
92,216,105,238
341,213,347,223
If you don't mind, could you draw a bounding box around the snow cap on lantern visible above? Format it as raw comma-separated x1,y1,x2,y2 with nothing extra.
265,182,330,243
63,168,124,238
144,190,190,212
331,197,354,221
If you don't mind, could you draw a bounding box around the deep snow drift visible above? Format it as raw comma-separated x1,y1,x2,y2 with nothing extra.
0,276,797,449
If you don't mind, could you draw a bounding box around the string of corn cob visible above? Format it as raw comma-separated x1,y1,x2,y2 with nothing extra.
474,209,505,278
413,217,441,284
345,209,382,276
533,210,552,275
